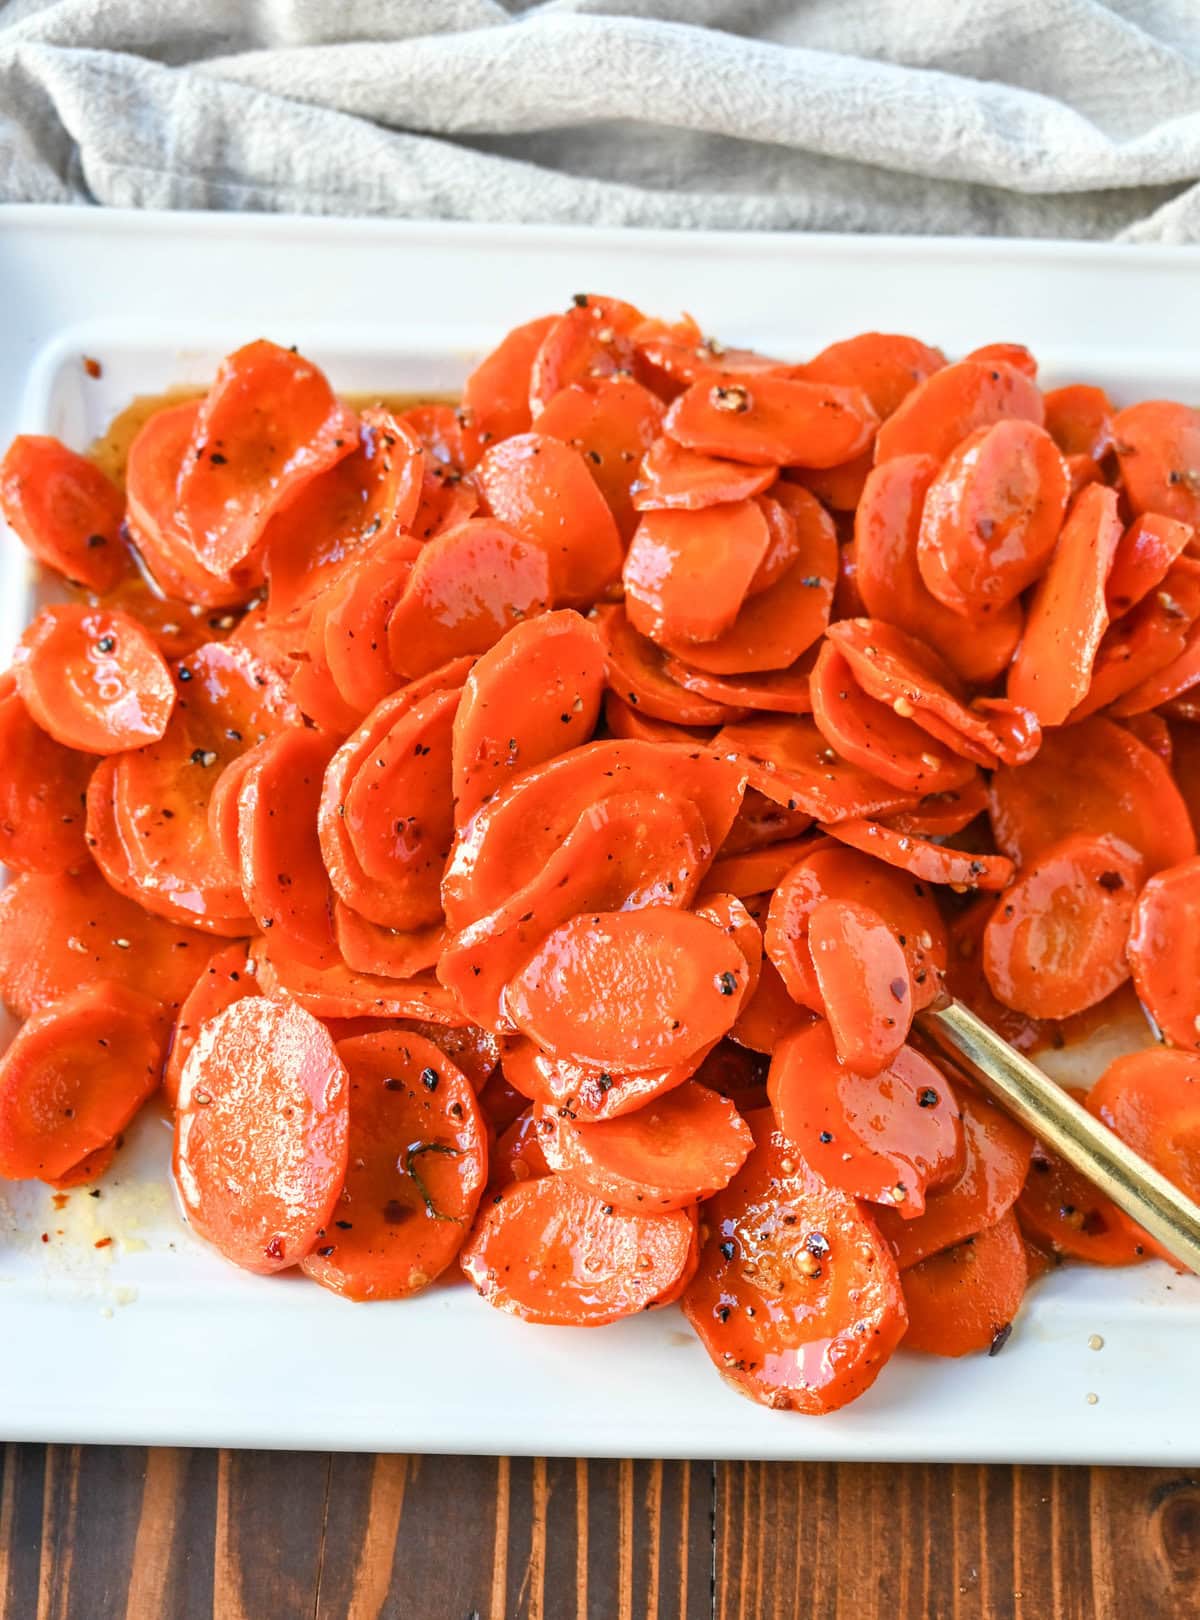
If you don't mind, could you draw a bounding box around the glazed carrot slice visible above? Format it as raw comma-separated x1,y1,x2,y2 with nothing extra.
176,340,359,577
963,342,1037,377
624,500,771,645
163,942,253,1109
1088,1047,1200,1209
769,1022,962,1217
334,905,443,980
683,1111,907,1412
0,435,128,591
124,401,249,606
806,898,912,1075
14,605,175,754
764,843,947,1014
476,432,623,606
540,1080,752,1211
1077,558,1200,719
462,1174,692,1326
0,678,91,873
854,454,1022,685
407,460,480,543
1170,719,1200,838
874,358,1044,464
320,535,420,714
820,817,1012,893
111,641,296,933
391,516,549,676
664,374,878,469
881,777,989,839
1120,710,1173,762
982,834,1141,1020
801,332,946,420
602,692,710,744
501,1035,710,1122
536,377,664,541
872,1088,1032,1269
300,1030,486,1300
173,996,348,1273
528,295,645,414
443,739,745,929
260,943,464,1024
662,649,813,716
206,748,258,873
714,712,915,823
632,315,787,393
0,981,164,1182
810,643,977,796
48,1140,117,1191
946,897,1046,1056
1110,616,1200,717
1127,857,1200,1049
1106,513,1194,616
461,313,557,447
988,715,1195,874
1017,1123,1148,1267
1043,383,1114,460
506,907,747,1071
400,402,484,476
392,1019,500,1093
633,437,778,512
902,1211,1028,1357
695,891,764,1004
1007,483,1123,725
917,420,1069,616
593,606,740,726
1113,399,1200,527
0,864,209,1020
729,958,815,1055
261,410,424,620
479,1068,538,1138
701,837,818,901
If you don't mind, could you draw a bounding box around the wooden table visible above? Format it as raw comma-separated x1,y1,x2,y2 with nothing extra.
3,1447,1196,1618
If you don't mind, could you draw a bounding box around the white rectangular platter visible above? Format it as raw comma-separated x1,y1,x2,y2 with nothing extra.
1,207,1198,1462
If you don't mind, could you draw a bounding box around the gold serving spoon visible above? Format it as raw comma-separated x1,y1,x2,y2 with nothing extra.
918,997,1200,1276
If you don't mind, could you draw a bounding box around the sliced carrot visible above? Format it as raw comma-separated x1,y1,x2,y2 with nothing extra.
695,891,764,1005
261,943,464,1024
664,375,878,469
49,1140,117,1191
488,1108,551,1193
715,791,816,857
320,535,420,714
536,377,664,541
819,817,1012,893
528,295,645,415
1006,483,1124,724
476,432,624,606
1128,857,1200,1049
1077,557,1200,718
1170,720,1200,840
988,715,1194,874
806,898,913,1075
163,942,253,1108
395,1020,500,1093
1106,513,1194,616
176,340,359,578
682,1111,907,1412
633,437,778,511
0,863,209,1019
662,648,814,716
97,575,229,661
461,313,557,447
0,679,91,873
1119,710,1173,763
0,981,164,1181
0,434,128,591
801,332,946,420
1109,616,1200,717
902,1212,1028,1357
1087,1047,1200,1212
982,834,1141,1020
854,454,1022,684
236,727,337,967
593,605,740,726
769,1022,962,1217
505,907,747,1071
1017,1118,1149,1268
872,1088,1032,1269
602,691,711,745
729,956,815,1056
917,420,1069,615
501,1035,708,1122
632,315,786,393
881,777,989,838
701,836,818,901
963,342,1037,377
714,712,916,823
764,843,947,1014
624,500,770,645
174,996,348,1274
262,410,425,620
946,897,1046,1055
442,739,744,930
386,517,550,679
1043,383,1114,460
207,748,257,872
480,1069,540,1138
540,1080,752,1211
399,402,482,475
874,358,1044,464
810,642,977,796
1113,399,1200,527
408,461,480,542
300,1030,486,1300
14,605,175,754
462,1174,692,1326
331,907,441,985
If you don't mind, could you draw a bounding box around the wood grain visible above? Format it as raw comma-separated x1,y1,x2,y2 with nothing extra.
1,1446,1196,1619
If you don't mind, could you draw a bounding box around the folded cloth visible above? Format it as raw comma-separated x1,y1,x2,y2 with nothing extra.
1,0,1199,239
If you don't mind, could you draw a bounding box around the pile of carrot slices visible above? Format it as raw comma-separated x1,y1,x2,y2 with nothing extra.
2,304,1200,1416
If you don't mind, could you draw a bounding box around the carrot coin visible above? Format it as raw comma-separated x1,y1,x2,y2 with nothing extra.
173,996,349,1274
461,313,557,447
715,711,916,823
661,649,814,716
882,777,989,839
489,1108,551,1194
528,295,645,414
1106,513,1194,616
801,332,946,420
462,1174,693,1326
163,942,253,1108
769,1022,963,1217
682,1111,908,1412
300,1030,486,1300
874,358,1044,464
602,691,710,745
633,437,778,512
1087,1047,1200,1211
501,1036,711,1122
14,605,175,754
237,727,337,967
901,1211,1028,1357
624,500,771,645
333,904,443,981
664,375,878,469
0,678,92,873
1043,383,1114,461
1113,399,1200,527
539,1079,753,1211
1128,857,1200,1049
702,837,819,902
0,981,164,1181
261,945,464,1024
963,342,1037,377
320,535,420,715
593,605,740,726
1017,1118,1149,1268
819,817,1012,893
729,957,815,1056
0,434,128,592
806,898,913,1075
536,376,664,541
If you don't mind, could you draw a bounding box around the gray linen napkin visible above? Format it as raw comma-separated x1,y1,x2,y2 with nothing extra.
1,1,1199,238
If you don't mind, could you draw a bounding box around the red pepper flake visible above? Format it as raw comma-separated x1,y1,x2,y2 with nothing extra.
82,355,102,379
94,1236,112,1249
